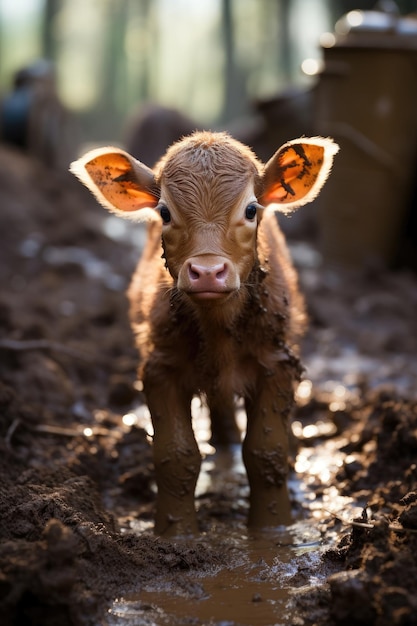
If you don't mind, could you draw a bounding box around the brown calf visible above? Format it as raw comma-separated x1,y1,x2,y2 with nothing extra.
71,131,338,536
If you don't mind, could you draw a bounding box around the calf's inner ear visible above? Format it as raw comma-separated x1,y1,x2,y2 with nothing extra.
260,138,339,213
70,149,160,217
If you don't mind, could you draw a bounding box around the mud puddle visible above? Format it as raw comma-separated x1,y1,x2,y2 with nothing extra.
108,399,360,626
109,534,312,626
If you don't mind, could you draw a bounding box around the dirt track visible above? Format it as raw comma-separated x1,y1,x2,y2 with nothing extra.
1,145,417,625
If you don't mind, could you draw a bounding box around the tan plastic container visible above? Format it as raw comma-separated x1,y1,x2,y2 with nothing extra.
315,9,417,267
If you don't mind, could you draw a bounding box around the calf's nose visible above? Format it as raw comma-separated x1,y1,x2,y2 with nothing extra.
188,261,229,292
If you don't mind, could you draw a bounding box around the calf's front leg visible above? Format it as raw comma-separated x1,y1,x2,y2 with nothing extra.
144,373,201,536
243,364,295,529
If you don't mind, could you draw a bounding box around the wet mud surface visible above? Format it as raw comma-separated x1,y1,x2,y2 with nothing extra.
1,145,417,625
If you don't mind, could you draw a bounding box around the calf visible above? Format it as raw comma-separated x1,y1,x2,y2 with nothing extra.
71,131,338,536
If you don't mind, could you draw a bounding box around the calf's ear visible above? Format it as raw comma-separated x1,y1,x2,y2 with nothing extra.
260,137,339,214
70,147,160,221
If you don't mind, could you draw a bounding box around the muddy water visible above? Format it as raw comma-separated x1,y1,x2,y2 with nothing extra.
109,514,326,625
110,528,321,626
108,398,360,626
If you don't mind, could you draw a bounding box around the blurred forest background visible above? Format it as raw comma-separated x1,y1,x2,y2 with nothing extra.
1,0,416,152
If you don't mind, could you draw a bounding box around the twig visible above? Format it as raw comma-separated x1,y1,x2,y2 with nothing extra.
33,423,111,437
323,508,417,535
5,417,112,451
5,418,21,450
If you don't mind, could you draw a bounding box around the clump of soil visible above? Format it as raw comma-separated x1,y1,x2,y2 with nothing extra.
292,391,417,626
1,144,417,625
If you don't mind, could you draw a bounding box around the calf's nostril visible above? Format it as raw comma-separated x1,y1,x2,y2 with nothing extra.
189,264,201,281
215,264,227,280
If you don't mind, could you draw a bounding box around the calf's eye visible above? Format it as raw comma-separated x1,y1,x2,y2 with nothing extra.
159,206,171,224
245,203,257,221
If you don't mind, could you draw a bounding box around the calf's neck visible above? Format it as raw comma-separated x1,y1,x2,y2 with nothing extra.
71,131,338,536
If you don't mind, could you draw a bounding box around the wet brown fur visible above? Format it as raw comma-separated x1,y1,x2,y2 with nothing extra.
126,132,306,534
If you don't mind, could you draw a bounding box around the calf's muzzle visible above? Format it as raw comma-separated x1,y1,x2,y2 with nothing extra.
180,256,236,300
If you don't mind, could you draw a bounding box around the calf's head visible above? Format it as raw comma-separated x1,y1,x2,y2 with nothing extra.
71,132,338,301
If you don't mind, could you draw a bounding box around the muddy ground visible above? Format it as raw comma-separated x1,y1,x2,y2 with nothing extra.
1,144,417,626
